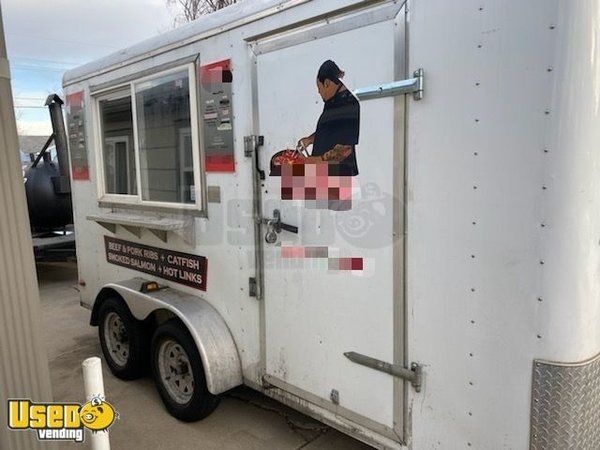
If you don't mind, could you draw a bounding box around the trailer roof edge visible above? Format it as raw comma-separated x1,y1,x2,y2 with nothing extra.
63,0,311,87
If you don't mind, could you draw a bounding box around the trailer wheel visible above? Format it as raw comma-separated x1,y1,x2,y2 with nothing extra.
151,320,220,421
98,297,146,380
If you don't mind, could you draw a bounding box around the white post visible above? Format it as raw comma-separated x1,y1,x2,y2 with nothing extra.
82,357,111,450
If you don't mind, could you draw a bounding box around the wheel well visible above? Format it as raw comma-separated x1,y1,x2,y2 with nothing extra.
147,308,177,323
90,287,123,326
91,280,242,394
144,308,179,331
91,288,178,329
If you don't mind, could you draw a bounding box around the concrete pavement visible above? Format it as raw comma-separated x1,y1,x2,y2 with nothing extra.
37,262,372,450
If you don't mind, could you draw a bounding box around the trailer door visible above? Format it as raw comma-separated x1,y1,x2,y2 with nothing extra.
253,8,406,438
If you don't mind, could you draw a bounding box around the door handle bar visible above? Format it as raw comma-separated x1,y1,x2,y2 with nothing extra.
260,209,298,234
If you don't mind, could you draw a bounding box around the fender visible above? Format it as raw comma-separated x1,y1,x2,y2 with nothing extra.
92,278,242,395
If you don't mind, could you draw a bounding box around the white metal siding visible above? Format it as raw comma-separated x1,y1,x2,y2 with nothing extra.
406,0,600,448
64,0,600,448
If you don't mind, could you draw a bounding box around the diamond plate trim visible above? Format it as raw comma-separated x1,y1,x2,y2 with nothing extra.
530,351,600,450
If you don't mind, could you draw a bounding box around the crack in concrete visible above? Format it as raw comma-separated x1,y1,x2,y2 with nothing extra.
294,429,330,449
225,393,329,445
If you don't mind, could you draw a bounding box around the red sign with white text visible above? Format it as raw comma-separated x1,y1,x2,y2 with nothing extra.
66,91,90,180
199,59,235,172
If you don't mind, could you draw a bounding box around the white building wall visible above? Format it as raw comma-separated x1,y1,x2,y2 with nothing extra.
0,8,56,450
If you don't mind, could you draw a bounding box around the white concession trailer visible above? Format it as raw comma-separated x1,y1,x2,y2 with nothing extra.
63,1,600,448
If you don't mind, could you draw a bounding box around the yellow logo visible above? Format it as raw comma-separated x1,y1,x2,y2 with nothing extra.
8,396,118,443
79,397,116,431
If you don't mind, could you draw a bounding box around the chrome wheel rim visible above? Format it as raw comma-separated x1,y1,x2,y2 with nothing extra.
157,338,194,405
103,312,129,367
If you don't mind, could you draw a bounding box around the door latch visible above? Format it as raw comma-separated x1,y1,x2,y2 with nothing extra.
261,209,298,244
344,351,423,392
353,68,424,101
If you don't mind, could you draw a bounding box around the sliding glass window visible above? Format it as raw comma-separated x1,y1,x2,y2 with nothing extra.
135,70,195,204
99,94,136,195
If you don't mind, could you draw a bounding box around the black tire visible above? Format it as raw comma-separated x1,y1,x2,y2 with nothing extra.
97,297,147,380
151,319,220,421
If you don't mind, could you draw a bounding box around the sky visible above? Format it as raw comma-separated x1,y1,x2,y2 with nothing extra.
2,0,174,136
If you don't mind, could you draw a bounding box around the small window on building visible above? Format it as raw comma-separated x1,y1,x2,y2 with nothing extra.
135,70,194,204
99,95,136,195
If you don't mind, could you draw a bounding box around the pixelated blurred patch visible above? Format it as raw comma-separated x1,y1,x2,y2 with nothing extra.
281,246,363,271
305,187,317,200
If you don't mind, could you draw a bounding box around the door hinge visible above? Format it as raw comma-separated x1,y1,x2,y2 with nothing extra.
244,135,265,180
248,277,258,298
244,134,264,157
344,351,423,392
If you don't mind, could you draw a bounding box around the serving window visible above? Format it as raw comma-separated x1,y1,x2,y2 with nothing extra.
95,64,203,211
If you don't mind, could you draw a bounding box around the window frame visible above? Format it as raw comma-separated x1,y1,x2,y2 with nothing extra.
93,63,205,212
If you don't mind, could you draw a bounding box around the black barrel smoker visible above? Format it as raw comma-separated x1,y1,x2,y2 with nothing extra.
23,94,75,260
